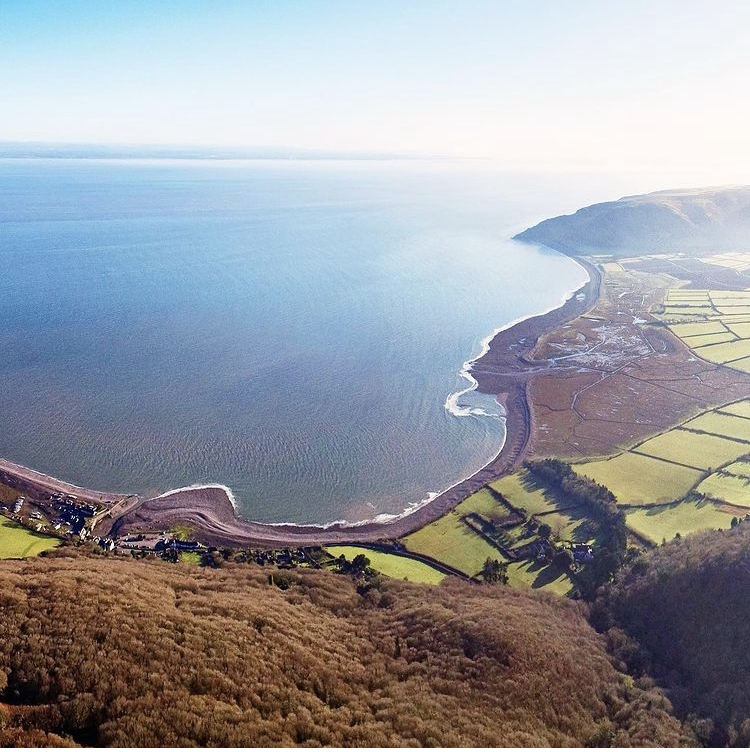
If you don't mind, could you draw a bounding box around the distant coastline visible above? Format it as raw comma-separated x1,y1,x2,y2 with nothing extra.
0,142,425,161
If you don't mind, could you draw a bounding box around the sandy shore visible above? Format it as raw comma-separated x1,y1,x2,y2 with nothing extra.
0,253,600,548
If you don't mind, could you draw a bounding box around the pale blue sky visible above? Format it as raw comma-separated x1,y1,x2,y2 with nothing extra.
1,0,749,168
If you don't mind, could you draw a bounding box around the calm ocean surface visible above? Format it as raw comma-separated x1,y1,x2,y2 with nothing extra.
0,159,639,523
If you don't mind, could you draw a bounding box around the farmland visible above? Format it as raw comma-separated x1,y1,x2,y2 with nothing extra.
624,499,734,544
720,401,750,419
683,410,750,442
565,399,750,539
325,545,446,585
401,473,592,593
0,516,59,559
505,559,573,596
697,473,750,507
631,429,747,471
492,470,602,545
702,251,750,272
570,400,750,534
402,390,750,591
573,452,703,505
489,473,559,515
663,288,750,371
401,489,508,577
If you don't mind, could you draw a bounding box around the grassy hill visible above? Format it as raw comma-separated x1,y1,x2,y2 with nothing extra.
0,549,689,747
594,523,750,746
515,186,750,256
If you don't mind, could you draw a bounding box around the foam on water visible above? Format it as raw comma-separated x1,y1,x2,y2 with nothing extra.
444,270,589,420
153,483,239,511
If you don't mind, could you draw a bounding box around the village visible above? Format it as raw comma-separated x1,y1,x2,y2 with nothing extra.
0,473,601,590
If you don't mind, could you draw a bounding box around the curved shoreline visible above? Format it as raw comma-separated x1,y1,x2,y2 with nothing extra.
0,252,600,548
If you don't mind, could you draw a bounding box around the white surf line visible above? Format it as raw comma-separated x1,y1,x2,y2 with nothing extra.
445,264,591,418
154,483,239,511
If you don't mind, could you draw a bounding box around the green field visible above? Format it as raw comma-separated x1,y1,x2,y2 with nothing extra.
727,322,750,339
180,551,203,566
633,429,747,471
696,339,750,363
506,559,573,596
665,291,750,374
537,508,600,544
684,411,750,442
715,306,750,316
687,332,737,347
573,451,703,505
664,305,716,317
456,487,513,520
721,459,750,476
490,471,558,515
402,489,507,576
0,516,59,559
326,546,446,584
625,500,734,544
719,401,750,420
670,321,727,337
726,356,750,374
696,472,750,507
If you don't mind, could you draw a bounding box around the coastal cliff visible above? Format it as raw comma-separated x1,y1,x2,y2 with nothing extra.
515,185,750,255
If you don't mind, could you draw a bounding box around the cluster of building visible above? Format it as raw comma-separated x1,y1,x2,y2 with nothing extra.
46,493,101,539
0,490,111,545
248,548,312,567
517,535,595,567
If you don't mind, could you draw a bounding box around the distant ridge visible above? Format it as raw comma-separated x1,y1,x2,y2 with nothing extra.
515,185,750,256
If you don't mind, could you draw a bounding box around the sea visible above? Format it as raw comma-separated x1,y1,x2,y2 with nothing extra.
0,158,653,524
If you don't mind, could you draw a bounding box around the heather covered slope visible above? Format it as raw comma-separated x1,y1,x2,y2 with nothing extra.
594,525,750,746
515,186,750,255
0,551,688,747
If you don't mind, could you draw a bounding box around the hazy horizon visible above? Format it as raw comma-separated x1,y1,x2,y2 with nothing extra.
2,1,749,174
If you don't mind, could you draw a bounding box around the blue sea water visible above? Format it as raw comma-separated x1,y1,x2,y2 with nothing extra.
0,158,629,524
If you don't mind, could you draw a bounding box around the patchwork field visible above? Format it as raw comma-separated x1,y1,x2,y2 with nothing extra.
683,411,750,442
0,516,59,559
625,500,735,544
719,400,750,420
326,545,446,585
402,473,597,591
681,331,736,347
573,451,703,505
702,252,750,271
720,459,750,476
632,429,747,471
696,339,750,363
670,321,726,337
570,400,750,535
663,289,750,369
402,489,506,577
696,473,750,507
491,470,601,543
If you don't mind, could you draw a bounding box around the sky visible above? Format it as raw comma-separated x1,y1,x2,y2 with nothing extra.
1,0,749,170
